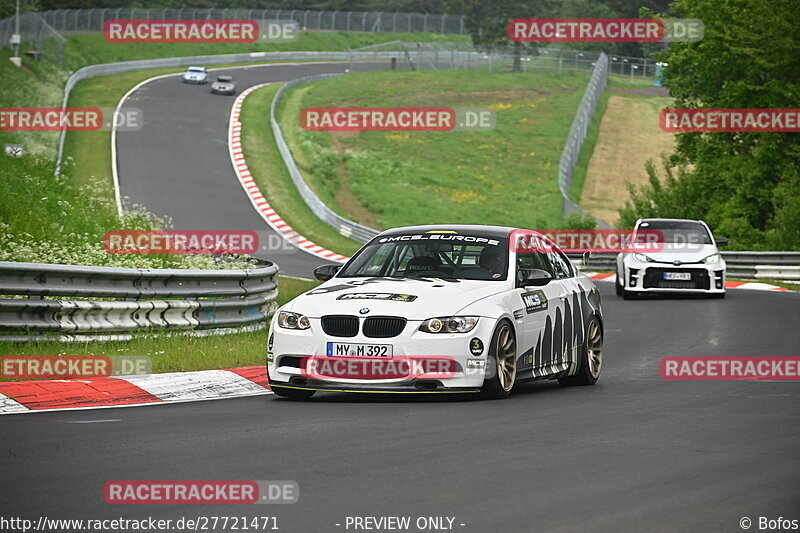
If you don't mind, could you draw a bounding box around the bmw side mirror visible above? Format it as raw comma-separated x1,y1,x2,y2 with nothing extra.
313,264,341,282
715,237,730,246
517,268,552,287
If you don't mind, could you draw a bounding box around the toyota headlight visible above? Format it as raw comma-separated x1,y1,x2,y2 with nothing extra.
703,253,720,264
633,253,655,262
419,316,479,334
278,311,311,330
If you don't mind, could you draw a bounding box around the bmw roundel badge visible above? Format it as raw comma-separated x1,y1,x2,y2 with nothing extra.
359,308,370,314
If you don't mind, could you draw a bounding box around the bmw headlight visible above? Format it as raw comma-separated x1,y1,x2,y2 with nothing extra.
278,311,311,330
633,252,655,262
419,316,479,334
703,253,720,264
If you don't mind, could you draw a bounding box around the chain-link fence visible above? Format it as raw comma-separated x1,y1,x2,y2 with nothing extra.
559,52,610,227
351,41,654,80
0,12,66,66
18,8,465,35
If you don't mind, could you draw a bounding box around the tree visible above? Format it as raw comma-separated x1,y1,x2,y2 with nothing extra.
619,0,800,250
462,0,558,72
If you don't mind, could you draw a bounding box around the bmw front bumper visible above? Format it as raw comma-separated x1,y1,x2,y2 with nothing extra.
267,317,499,393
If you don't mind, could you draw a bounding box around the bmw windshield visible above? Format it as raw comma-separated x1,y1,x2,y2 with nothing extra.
338,234,509,281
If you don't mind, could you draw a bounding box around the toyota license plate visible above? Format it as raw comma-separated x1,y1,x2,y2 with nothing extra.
664,272,692,281
326,342,393,358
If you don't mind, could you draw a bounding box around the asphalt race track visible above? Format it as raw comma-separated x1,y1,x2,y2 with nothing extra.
2,285,799,532
115,61,389,279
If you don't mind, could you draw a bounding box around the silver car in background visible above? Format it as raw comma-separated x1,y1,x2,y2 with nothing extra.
211,75,236,95
182,66,208,84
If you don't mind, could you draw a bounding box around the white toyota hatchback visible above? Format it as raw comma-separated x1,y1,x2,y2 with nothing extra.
615,218,728,299
267,225,604,400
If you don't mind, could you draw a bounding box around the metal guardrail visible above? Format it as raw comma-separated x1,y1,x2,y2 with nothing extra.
720,252,800,281
569,252,800,282
270,73,381,244
558,52,610,228
0,261,279,339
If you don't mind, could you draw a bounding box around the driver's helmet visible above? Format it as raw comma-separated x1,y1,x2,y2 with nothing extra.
479,247,502,272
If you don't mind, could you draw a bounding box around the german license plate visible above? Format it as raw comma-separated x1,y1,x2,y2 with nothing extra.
326,342,393,358
664,272,692,281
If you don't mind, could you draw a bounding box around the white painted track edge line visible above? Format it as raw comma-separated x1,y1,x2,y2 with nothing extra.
0,389,272,416
112,71,185,219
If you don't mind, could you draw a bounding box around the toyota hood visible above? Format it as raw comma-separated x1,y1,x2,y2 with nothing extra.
639,243,720,263
285,277,509,318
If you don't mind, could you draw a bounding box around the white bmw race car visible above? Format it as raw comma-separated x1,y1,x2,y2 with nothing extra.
267,225,604,400
615,218,729,299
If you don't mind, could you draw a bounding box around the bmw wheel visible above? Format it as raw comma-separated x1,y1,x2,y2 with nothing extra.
481,321,517,399
559,316,602,386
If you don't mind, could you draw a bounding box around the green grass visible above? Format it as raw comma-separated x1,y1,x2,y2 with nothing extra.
0,275,319,379
63,32,468,71
569,76,662,205
239,84,363,256
279,68,590,230
569,91,611,204
0,47,68,156
0,154,254,269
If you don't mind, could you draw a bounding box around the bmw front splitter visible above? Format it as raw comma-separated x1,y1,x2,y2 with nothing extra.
269,377,481,395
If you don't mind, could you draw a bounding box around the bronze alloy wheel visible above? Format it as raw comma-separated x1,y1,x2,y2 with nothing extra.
481,321,517,399
496,323,517,392
586,318,603,379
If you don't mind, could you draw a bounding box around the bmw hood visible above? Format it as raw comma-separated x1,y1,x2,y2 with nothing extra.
286,278,508,319
639,243,720,264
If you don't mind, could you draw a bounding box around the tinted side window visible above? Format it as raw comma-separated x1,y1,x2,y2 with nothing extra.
548,251,573,279
517,253,553,275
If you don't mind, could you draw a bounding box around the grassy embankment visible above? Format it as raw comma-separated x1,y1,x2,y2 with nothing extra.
276,68,592,231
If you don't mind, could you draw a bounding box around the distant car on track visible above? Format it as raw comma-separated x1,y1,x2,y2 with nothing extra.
615,218,728,299
182,66,208,84
267,225,604,400
211,75,236,95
